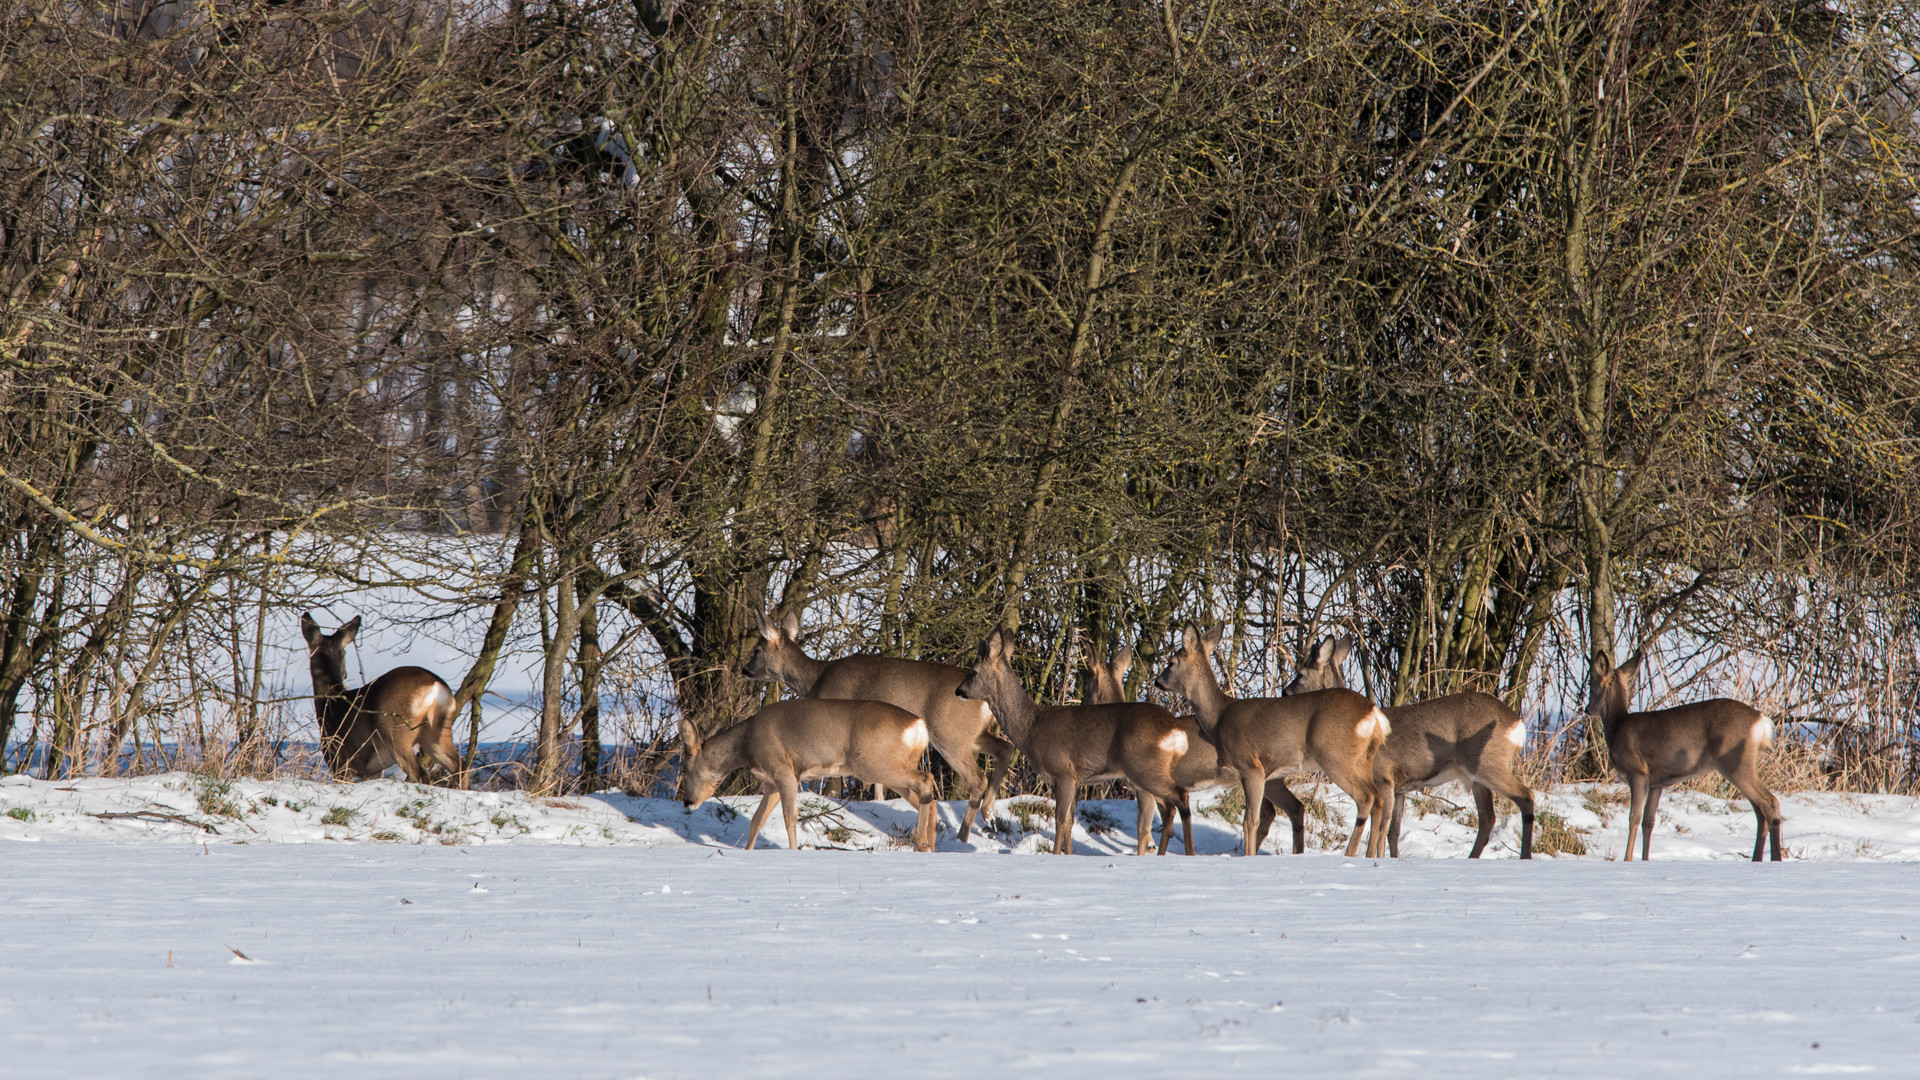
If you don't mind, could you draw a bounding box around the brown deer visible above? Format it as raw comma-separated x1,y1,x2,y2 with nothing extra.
1083,644,1307,855
1587,651,1782,861
742,609,1014,843
956,628,1194,855
1153,622,1393,858
678,699,938,851
1284,636,1534,859
300,613,461,785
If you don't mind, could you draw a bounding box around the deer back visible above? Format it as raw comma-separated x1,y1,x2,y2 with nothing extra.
1608,698,1769,784
813,655,989,743
1025,700,1188,782
1216,688,1386,775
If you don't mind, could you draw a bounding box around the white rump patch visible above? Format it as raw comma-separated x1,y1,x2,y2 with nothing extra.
1505,722,1528,748
903,720,930,753
1158,730,1189,754
1752,715,1775,748
1358,708,1390,740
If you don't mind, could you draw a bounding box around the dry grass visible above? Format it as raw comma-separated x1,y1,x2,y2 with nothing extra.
1532,812,1590,857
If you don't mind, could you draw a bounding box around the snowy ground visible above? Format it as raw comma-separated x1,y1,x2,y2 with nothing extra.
4,776,1919,1078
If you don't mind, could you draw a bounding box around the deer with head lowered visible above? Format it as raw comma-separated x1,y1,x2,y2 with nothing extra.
742,609,1014,843
1284,635,1534,859
300,613,462,785
957,628,1195,855
678,699,938,851
1154,622,1393,857
1083,644,1307,855
1587,650,1782,861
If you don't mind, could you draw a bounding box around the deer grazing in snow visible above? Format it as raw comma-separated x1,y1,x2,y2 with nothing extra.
1587,651,1782,861
957,628,1195,855
678,699,939,851
300,613,462,785
1154,622,1393,858
742,609,1014,843
1284,636,1534,859
1083,644,1307,855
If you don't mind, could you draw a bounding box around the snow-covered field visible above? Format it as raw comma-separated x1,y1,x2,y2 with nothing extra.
4,775,1919,1077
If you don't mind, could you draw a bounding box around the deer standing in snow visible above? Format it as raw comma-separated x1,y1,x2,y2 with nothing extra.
678,699,939,851
957,628,1194,855
1153,622,1393,857
1082,644,1307,855
1284,636,1534,859
742,609,1013,842
300,613,462,785
1587,651,1782,861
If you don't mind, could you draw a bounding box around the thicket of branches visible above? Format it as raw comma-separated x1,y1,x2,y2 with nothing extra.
5,0,1919,794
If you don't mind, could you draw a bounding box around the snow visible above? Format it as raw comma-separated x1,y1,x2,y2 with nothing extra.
3,775,1919,1077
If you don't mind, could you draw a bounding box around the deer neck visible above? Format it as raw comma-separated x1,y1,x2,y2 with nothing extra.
782,651,830,696
980,672,1040,751
308,654,350,701
1184,662,1233,730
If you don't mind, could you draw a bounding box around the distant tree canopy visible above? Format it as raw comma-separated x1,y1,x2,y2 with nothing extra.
4,0,1918,791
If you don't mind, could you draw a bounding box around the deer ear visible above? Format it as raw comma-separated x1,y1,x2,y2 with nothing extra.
680,723,703,756
781,608,802,640
754,609,776,638
1202,623,1225,651
300,613,322,646
1112,645,1133,677
1589,649,1614,681
1310,637,1337,667
339,616,362,645
994,628,1015,661
1181,624,1200,653
1332,637,1355,665
1619,653,1644,682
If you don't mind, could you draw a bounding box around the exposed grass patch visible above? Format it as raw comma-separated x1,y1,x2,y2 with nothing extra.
1204,786,1246,826
1533,811,1590,857
823,824,855,844
1078,804,1121,836
1583,788,1627,824
194,776,244,819
6,806,35,822
321,805,355,827
371,830,403,842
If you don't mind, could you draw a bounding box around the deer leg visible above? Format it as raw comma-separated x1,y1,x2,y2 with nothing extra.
1468,782,1497,859
1389,790,1408,858
1177,788,1194,856
1156,798,1175,855
1241,773,1266,856
1369,778,1394,858
1135,792,1155,856
779,773,803,851
1263,780,1306,854
1506,784,1536,860
965,734,1016,845
1054,777,1077,855
951,751,984,845
744,788,779,851
1727,768,1783,862
1640,785,1663,861
1623,775,1648,862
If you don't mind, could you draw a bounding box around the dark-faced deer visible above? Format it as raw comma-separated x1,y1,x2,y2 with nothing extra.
300,613,461,785
1154,622,1392,858
957,628,1194,856
742,609,1014,843
678,699,938,851
1587,651,1782,861
1083,645,1307,855
1285,636,1534,859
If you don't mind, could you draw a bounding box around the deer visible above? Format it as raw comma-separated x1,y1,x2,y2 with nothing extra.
1083,644,1307,855
1153,622,1393,858
300,613,462,785
1283,635,1534,859
1587,650,1782,861
677,698,938,851
956,628,1195,856
742,609,1014,843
